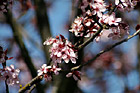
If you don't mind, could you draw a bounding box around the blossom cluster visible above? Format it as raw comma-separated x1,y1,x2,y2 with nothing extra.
0,46,20,85
38,35,80,81
37,64,61,81
0,0,12,13
69,0,139,41
0,65,20,85
44,35,77,64
115,0,140,11
38,0,139,81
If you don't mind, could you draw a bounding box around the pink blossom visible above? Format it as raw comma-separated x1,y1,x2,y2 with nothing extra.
44,35,77,64
37,64,61,81
91,1,106,17
51,65,61,75
115,0,140,11
69,16,84,37
66,71,82,81
37,64,51,76
99,13,121,26
44,74,52,81
108,23,129,40
69,15,101,38
0,65,20,85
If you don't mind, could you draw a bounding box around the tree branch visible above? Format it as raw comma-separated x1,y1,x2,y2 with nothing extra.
71,30,140,71
33,0,52,64
5,79,9,93
4,11,44,93
5,11,37,78
18,29,140,93
78,22,104,50
27,84,36,93
19,75,43,93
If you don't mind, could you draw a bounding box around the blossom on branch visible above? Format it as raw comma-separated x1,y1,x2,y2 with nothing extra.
69,15,100,38
37,64,61,81
0,46,13,63
44,35,77,64
115,0,140,11
66,70,82,81
0,65,20,85
70,0,130,42
99,13,122,26
108,23,129,39
91,0,106,17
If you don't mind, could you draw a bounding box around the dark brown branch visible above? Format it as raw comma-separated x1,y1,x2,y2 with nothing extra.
33,0,52,64
18,30,140,93
5,11,37,78
5,79,9,93
71,30,140,71
4,11,44,93
19,75,43,93
78,22,104,50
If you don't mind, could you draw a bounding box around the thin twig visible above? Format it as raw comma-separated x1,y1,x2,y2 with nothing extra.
5,11,37,78
77,4,117,50
71,30,140,71
5,79,9,93
78,22,104,50
19,75,43,93
27,84,36,93
108,5,117,15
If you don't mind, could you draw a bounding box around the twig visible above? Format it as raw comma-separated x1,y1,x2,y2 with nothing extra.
108,5,117,15
78,22,103,50
27,84,36,93
77,4,117,50
71,30,140,71
19,75,43,93
33,0,52,63
5,11,37,78
5,79,9,93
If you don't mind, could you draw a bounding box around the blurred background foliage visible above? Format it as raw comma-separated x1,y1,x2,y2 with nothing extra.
0,0,140,93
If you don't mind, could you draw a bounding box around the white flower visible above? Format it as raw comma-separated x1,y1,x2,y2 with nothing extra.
99,13,122,26
91,3,106,17
0,65,20,85
66,71,82,81
44,35,77,64
115,0,139,11
38,64,61,81
108,23,129,40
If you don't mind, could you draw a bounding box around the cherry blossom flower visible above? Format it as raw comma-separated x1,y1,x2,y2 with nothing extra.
0,65,20,85
37,64,51,76
91,0,106,17
108,23,129,39
51,65,62,75
115,0,140,11
66,71,82,81
99,13,122,26
69,15,101,38
44,35,77,64
37,64,61,81
69,16,84,37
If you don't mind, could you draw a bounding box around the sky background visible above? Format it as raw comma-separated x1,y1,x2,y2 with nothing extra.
0,0,140,93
